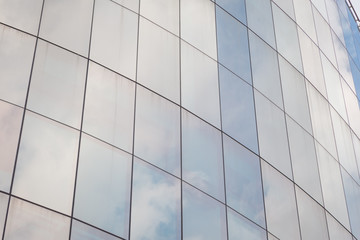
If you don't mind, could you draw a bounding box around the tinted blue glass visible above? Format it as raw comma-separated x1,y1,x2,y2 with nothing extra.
216,7,251,84
219,66,258,153
216,0,246,24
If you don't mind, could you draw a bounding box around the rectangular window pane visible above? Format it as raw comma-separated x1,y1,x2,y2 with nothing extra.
0,101,23,193
293,0,317,42
83,62,135,153
130,158,181,240
137,18,180,103
28,40,87,129
182,110,225,202
4,197,70,240
183,183,227,240
0,25,35,106
12,112,79,214
223,135,265,227
39,0,93,56
74,134,132,239
91,0,138,80
134,86,180,176
219,66,258,153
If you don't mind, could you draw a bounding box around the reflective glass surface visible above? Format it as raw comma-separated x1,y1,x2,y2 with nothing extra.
223,135,265,227
255,91,292,179
249,32,283,109
12,112,79,214
71,220,121,240
0,193,8,238
27,40,87,129
227,208,267,240
134,86,180,176
182,183,227,240
326,212,353,240
293,0,317,42
4,197,70,240
91,0,138,80
262,161,301,240
180,0,217,59
219,66,258,153
39,0,93,56
182,110,225,202
0,25,35,106
137,18,180,103
272,0,295,19
130,158,181,240
0,101,23,193
215,0,246,24
181,42,221,128
245,0,276,48
0,0,43,34
216,7,251,83
74,134,131,238
83,62,135,153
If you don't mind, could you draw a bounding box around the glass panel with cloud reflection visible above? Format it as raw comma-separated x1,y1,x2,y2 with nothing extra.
71,220,122,240
74,134,131,239
130,158,181,240
182,110,225,202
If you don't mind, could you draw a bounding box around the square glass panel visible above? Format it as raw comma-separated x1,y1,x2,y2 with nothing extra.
315,142,351,229
0,101,23,193
286,116,323,204
74,134,132,239
272,4,303,73
295,187,329,240
71,220,122,240
182,183,227,240
219,66,258,153
249,32,283,109
39,0,93,56
4,197,70,240
0,0,43,34
137,18,180,103
27,40,87,129
216,6,251,84
223,135,265,227
261,161,301,240
140,0,179,35
83,62,135,153
12,111,79,214
227,208,267,240
182,110,225,202
255,91,292,179
215,0,246,24
245,0,276,48
0,25,36,106
91,0,138,80
279,57,312,133
130,158,181,240
181,42,221,128
180,0,217,59
134,86,180,176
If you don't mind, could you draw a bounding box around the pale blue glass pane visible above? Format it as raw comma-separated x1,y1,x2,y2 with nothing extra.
4,197,70,240
223,135,264,227
74,134,131,239
0,101,23,193
183,184,227,240
0,25,35,106
227,208,266,240
12,112,79,214
182,110,225,202
216,7,251,84
215,0,246,24
245,0,275,48
134,86,180,176
71,221,122,240
130,158,181,240
219,66,258,153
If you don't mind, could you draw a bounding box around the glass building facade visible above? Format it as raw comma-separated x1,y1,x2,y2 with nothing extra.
0,0,360,239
